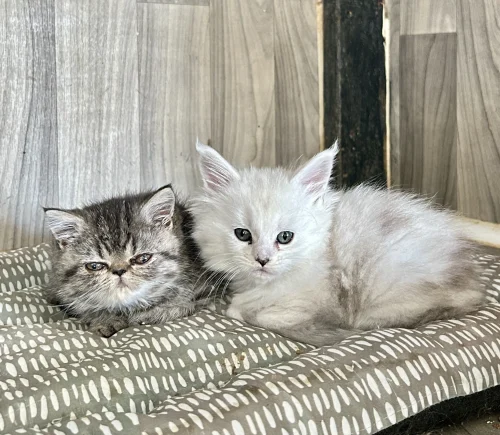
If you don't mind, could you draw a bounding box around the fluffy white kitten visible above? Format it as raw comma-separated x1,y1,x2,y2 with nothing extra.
191,141,485,346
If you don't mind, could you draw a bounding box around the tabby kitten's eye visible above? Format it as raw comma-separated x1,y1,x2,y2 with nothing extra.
234,228,252,243
131,253,152,265
276,231,294,244
85,262,107,272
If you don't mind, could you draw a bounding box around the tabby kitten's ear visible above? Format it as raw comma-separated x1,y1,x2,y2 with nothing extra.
196,139,240,192
44,208,86,248
292,141,339,199
141,185,176,227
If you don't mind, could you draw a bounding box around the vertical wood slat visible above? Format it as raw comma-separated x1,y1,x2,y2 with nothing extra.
137,3,210,195
210,0,275,168
55,0,140,208
138,0,208,5
274,0,320,166
399,34,457,208
387,0,401,187
400,0,456,36
323,0,386,188
0,0,58,250
457,0,500,222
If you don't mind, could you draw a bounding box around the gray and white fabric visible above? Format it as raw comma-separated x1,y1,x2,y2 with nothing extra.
0,244,499,434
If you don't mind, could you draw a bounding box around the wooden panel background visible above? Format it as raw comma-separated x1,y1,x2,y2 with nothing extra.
399,34,457,208
0,0,58,250
0,0,321,251
457,0,500,223
55,0,141,208
210,0,275,167
137,3,210,192
387,0,500,223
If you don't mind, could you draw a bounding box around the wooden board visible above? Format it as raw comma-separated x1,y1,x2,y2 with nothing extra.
456,217,500,249
274,0,320,166
138,0,208,5
457,0,500,223
137,3,210,195
0,0,58,250
440,414,500,435
401,0,456,35
210,0,275,168
399,34,457,208
323,0,386,187
386,0,401,187
55,0,141,208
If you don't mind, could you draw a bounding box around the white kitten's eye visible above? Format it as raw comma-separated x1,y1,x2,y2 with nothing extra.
277,231,294,244
85,262,107,272
131,253,153,265
234,228,252,243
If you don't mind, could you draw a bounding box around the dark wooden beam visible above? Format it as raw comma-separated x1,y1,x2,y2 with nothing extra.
324,0,386,187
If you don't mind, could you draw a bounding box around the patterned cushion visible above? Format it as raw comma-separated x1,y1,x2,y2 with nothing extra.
0,245,499,434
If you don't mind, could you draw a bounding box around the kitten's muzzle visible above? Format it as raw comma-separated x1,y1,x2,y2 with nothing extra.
112,268,127,277
256,257,270,267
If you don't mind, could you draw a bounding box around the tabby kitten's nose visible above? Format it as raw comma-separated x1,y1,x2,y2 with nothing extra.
112,269,127,276
256,257,269,267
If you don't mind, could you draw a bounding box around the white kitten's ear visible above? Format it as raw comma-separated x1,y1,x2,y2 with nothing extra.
292,141,339,197
196,139,240,191
141,185,176,226
44,208,86,247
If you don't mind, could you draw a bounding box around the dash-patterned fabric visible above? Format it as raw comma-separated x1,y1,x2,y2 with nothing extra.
0,245,499,434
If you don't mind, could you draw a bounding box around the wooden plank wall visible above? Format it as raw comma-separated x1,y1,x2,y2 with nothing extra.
0,0,321,251
387,0,500,223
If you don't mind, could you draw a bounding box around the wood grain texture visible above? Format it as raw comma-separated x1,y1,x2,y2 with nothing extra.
387,0,401,187
0,0,323,250
274,0,320,166
210,0,275,167
399,34,457,208
457,0,500,222
401,0,456,35
454,414,500,435
137,3,210,195
55,0,140,208
0,0,58,250
337,0,386,187
439,423,475,435
138,0,208,5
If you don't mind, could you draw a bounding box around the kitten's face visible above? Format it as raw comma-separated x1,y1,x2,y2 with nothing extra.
45,187,187,313
192,142,338,289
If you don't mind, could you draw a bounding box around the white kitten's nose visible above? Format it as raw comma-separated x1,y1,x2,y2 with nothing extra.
256,257,269,267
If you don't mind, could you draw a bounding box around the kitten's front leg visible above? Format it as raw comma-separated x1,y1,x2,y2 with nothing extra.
225,304,245,322
88,316,129,338
130,301,196,325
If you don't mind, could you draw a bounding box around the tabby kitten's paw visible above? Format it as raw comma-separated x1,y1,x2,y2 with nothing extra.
89,317,129,338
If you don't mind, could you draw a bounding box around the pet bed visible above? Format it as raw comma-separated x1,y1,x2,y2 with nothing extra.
0,243,499,434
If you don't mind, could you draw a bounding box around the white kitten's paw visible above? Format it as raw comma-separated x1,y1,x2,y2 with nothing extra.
226,305,244,322
206,302,217,311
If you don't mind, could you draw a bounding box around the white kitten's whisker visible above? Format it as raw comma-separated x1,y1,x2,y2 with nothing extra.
218,270,239,302
202,265,241,300
192,258,234,290
212,266,239,292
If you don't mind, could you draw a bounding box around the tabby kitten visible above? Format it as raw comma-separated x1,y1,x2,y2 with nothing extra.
45,185,214,337
191,141,486,346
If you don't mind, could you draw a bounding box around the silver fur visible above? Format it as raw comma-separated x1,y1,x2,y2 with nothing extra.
44,186,217,337
191,141,486,346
